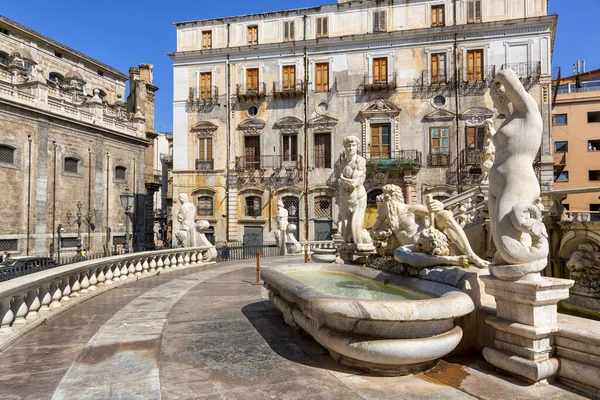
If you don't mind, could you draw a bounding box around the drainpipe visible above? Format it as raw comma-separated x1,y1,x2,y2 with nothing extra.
226,22,231,241
87,148,92,251
106,153,110,254
453,0,461,186
26,135,32,255
52,141,57,257
303,14,309,241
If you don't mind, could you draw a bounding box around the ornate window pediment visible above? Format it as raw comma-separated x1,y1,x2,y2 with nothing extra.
238,118,266,135
191,121,218,136
423,109,455,122
309,115,337,132
460,107,494,125
273,117,303,134
360,99,401,118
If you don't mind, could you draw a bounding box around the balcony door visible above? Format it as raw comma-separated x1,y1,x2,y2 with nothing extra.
467,49,484,82
246,68,259,92
245,136,260,170
282,65,296,90
373,57,388,84
283,134,298,162
370,124,391,159
314,132,331,168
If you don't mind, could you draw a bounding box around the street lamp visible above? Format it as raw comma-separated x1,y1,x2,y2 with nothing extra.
56,224,64,264
66,201,84,258
120,187,135,253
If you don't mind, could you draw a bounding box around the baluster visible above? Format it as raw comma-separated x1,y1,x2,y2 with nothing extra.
157,255,164,272
49,279,62,309
135,258,143,276
97,266,106,286
190,251,197,267
120,260,129,280
11,292,28,326
184,252,191,266
88,269,98,291
105,263,114,285
149,257,157,274
113,262,122,282
25,288,41,320
38,283,52,313
177,253,184,267
70,274,81,297
163,255,171,269
170,254,178,268
60,277,72,302
80,272,90,294
0,297,15,333
142,258,150,275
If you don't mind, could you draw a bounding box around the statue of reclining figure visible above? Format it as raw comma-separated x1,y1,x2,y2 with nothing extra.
370,184,489,268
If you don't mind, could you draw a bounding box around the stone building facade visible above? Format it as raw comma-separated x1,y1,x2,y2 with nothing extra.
170,0,555,245
0,15,160,258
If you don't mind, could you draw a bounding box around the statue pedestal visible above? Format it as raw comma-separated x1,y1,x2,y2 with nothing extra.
481,274,573,383
339,243,375,265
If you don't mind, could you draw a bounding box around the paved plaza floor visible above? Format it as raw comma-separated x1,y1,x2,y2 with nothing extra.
0,257,591,399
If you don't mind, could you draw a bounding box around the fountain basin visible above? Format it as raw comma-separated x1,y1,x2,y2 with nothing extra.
262,263,474,375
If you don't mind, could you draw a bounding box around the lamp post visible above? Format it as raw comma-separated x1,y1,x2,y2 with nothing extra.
56,224,64,264
120,187,135,253
66,201,84,258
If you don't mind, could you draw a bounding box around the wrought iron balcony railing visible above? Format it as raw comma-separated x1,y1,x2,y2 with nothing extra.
195,158,214,171
364,150,422,169
363,73,397,91
236,82,267,99
273,80,305,97
459,65,496,84
144,170,162,186
501,62,542,80
428,152,452,167
235,155,303,171
188,86,218,103
416,70,453,86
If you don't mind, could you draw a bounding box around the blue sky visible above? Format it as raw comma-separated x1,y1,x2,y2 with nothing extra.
1,0,597,132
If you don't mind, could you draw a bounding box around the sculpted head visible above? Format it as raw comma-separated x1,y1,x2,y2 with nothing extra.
178,193,189,204
490,81,510,115
343,136,360,158
382,184,405,204
277,200,284,209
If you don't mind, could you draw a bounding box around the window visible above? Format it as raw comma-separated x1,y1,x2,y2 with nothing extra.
430,127,450,154
467,0,482,23
49,72,63,86
284,21,295,41
246,68,259,92
61,237,81,248
247,106,258,117
591,204,600,221
373,57,388,84
197,196,213,216
97,70,104,76
588,140,600,151
245,136,260,170
0,145,15,166
199,72,212,100
202,31,212,50
247,25,258,45
315,62,329,92
197,137,213,162
467,49,484,81
115,166,127,181
0,28,10,36
282,65,296,90
283,134,298,162
315,132,331,168
314,196,332,220
555,141,568,152
373,10,387,32
246,196,262,217
431,53,446,83
554,114,567,125
63,157,80,175
588,111,600,123
589,170,600,181
556,171,569,182
283,196,300,240
0,52,7,66
371,124,391,158
316,17,328,38
24,61,33,75
431,5,445,27
466,126,486,150
0,239,17,252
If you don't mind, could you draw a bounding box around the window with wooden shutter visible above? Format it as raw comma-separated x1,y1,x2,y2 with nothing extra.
198,137,213,161
466,49,484,82
202,31,212,49
282,65,296,90
430,127,450,154
283,134,298,162
315,63,329,93
199,72,212,100
431,53,446,83
316,17,328,38
247,25,258,45
373,10,387,32
466,126,486,150
373,57,388,84
245,196,262,217
245,136,260,170
246,68,259,92
467,0,482,23
197,196,213,216
284,21,295,41
370,124,391,159
431,5,445,27
314,132,331,169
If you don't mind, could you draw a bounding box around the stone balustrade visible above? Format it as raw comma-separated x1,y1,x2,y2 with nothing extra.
0,246,216,349
300,241,335,254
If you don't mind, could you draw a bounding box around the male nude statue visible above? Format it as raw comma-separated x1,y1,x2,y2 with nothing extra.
175,193,196,248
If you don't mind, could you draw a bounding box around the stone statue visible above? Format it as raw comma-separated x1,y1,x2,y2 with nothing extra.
337,136,374,251
481,119,496,185
370,184,489,268
274,200,301,255
566,244,600,295
275,200,288,232
456,199,474,228
175,193,196,248
487,69,549,275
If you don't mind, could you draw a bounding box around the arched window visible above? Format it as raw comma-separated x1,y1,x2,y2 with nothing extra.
115,166,127,181
197,195,213,216
49,72,64,86
245,196,262,217
63,157,80,176
0,144,16,166
314,196,332,220
0,52,8,67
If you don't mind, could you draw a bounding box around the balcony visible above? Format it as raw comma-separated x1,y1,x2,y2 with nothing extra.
364,150,422,170
501,62,541,89
418,70,453,86
195,158,214,171
236,83,267,100
273,80,305,98
144,169,162,189
187,87,218,111
459,65,496,85
363,73,397,92
428,152,452,167
235,155,303,171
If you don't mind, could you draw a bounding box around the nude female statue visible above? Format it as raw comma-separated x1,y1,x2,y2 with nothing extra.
488,69,548,267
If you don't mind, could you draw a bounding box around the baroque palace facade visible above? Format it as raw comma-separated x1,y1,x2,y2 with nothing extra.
170,0,555,245
0,15,161,257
